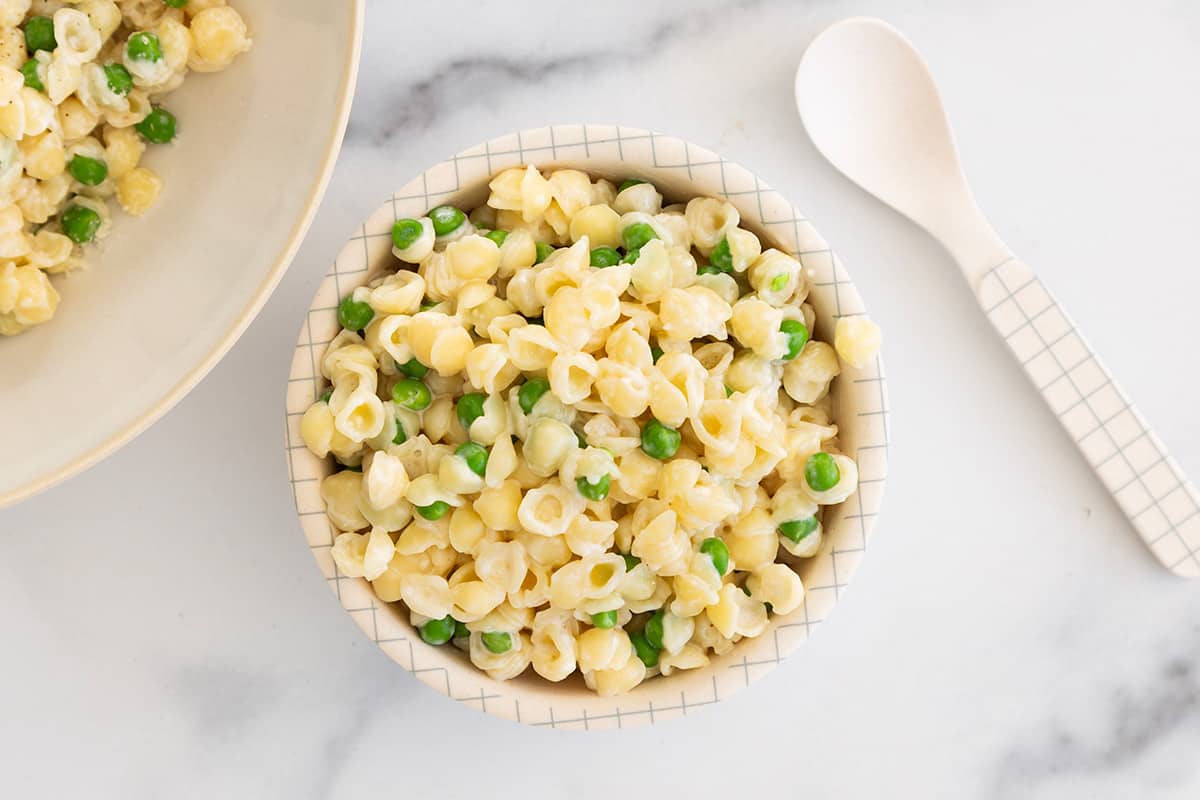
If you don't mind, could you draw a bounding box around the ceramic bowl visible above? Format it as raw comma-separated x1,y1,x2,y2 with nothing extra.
0,0,364,508
285,125,889,729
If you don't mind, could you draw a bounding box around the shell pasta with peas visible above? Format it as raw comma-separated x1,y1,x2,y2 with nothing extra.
0,0,251,336
299,165,882,695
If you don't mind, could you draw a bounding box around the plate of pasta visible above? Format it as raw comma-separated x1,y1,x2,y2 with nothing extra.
0,0,363,508
285,125,889,729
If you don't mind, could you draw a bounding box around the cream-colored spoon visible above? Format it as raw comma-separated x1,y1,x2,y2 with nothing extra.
796,17,1199,576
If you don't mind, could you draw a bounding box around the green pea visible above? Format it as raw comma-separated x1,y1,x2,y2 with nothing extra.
696,264,723,276
391,417,408,444
416,501,449,521
534,242,554,264
643,610,665,650
164,0,189,8
319,388,332,403
429,205,466,236
699,537,730,575
103,63,133,95
640,419,680,461
779,517,818,543
805,452,841,492
24,17,56,53
618,178,646,193
126,32,163,62
709,237,733,272
650,345,664,364
517,378,550,414
68,155,108,187
590,610,618,629
19,59,43,91
397,357,428,378
769,273,790,293
419,300,438,311
419,615,456,646
391,218,424,251
484,229,508,247
724,385,734,397
456,392,486,431
392,378,432,411
621,247,640,264
456,442,489,477
453,619,470,639
780,319,810,360
621,553,641,571
481,631,512,654
576,474,610,501
589,246,621,267
337,293,374,331
621,222,657,251
60,205,100,244
631,630,659,668
135,107,177,144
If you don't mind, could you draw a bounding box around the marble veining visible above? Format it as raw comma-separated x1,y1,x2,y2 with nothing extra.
991,627,1200,799
171,663,282,740
2,0,1200,797
347,52,607,142
345,0,778,145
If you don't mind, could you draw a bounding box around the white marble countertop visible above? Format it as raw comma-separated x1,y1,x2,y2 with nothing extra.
3,1,1199,797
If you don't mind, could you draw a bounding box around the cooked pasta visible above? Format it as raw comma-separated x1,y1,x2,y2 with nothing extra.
302,166,881,695
0,2,251,336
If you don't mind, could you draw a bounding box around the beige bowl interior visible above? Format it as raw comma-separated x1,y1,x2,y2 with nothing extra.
285,125,890,730
0,0,364,508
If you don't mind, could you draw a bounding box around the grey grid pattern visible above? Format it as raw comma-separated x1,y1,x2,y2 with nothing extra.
283,125,891,729
978,258,1200,576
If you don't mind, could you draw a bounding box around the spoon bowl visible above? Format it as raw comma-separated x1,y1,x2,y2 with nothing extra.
796,18,1010,279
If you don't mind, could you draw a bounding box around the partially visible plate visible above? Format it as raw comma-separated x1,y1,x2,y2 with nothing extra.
0,0,364,508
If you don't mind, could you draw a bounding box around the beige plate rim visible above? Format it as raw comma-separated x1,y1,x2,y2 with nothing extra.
0,0,366,510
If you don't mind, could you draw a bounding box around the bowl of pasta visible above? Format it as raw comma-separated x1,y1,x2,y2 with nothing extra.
285,124,889,729
0,0,363,508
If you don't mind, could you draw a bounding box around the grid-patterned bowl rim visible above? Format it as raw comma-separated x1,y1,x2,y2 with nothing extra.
284,124,890,730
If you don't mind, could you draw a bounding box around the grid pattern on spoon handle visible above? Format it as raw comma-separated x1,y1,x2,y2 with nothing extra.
977,258,1200,576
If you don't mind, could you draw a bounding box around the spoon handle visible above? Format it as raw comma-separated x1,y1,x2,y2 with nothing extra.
977,258,1200,576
